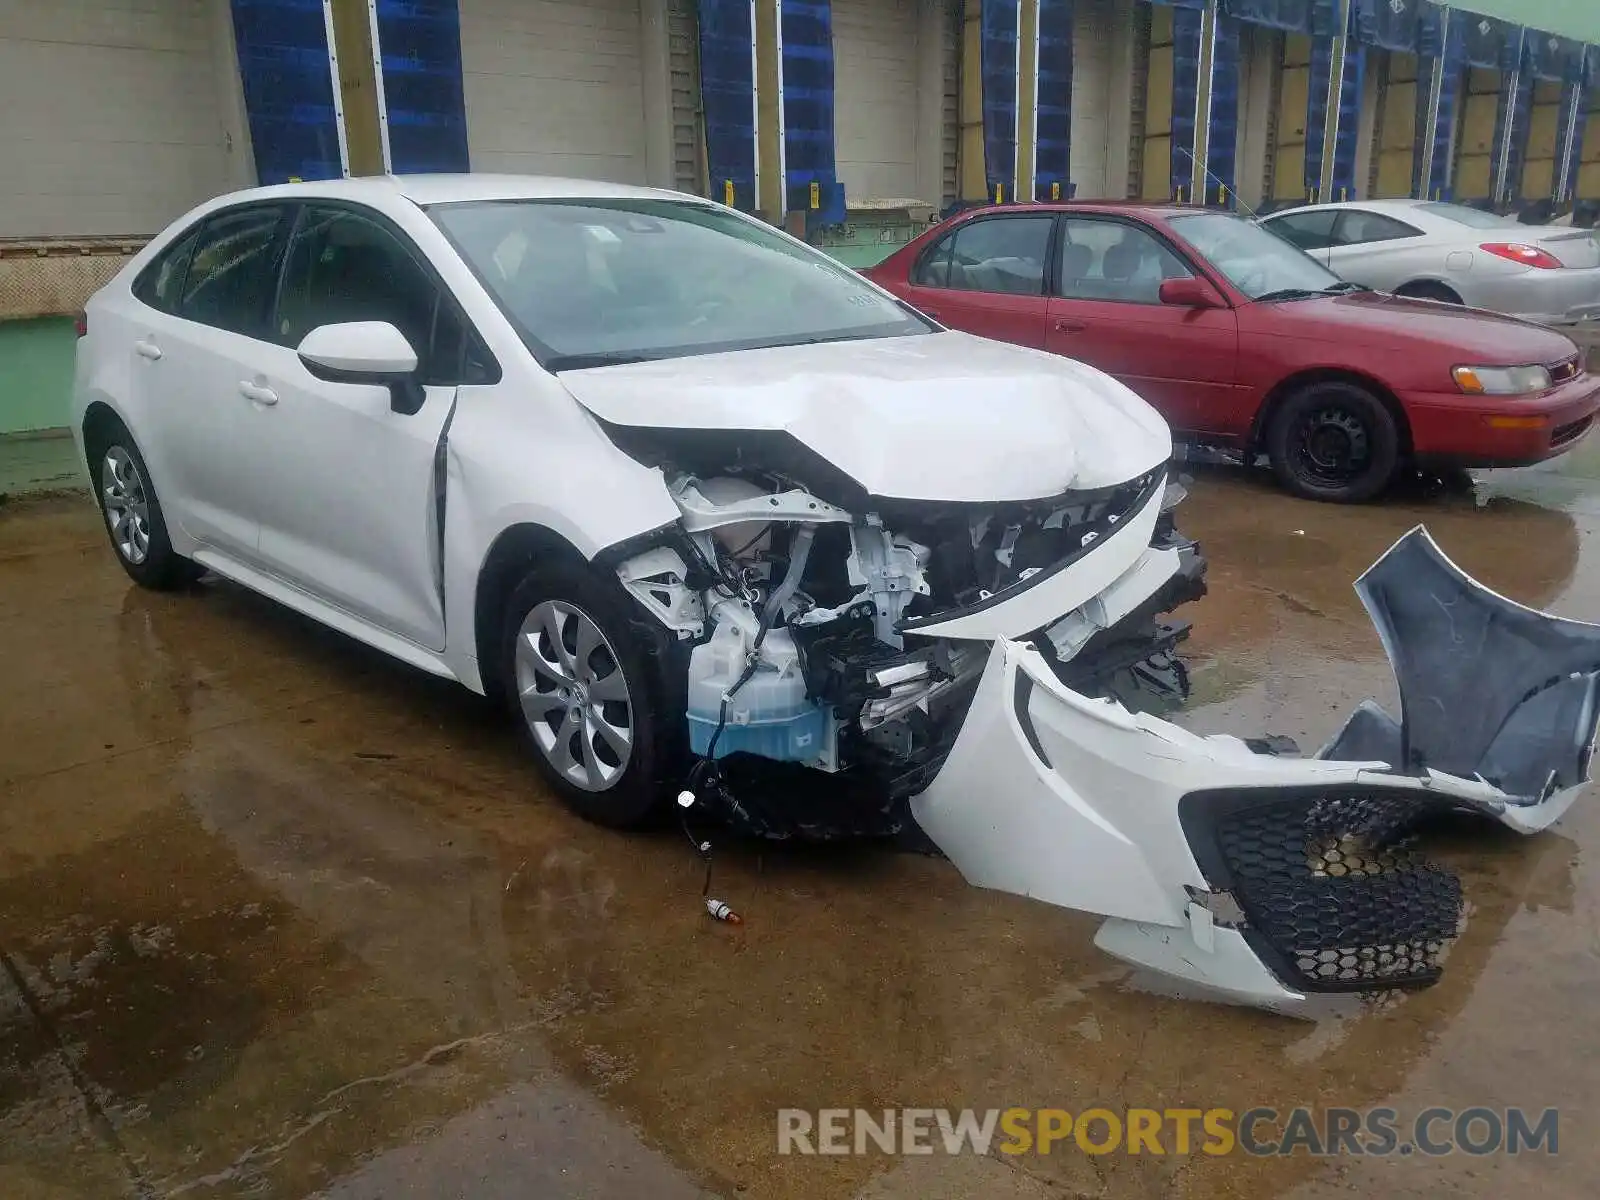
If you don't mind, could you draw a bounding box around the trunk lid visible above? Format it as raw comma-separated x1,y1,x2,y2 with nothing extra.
1530,227,1600,269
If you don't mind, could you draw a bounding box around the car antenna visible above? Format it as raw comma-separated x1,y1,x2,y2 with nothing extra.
1177,146,1261,222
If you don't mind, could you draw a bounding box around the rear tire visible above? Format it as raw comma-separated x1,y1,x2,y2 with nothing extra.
88,420,201,589
1395,281,1463,305
499,559,683,828
1266,381,1401,503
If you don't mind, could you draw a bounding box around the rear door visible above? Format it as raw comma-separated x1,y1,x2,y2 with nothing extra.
897,213,1054,348
1044,216,1238,435
126,203,294,558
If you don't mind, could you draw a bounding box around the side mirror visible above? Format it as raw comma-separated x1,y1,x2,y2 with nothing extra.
297,321,425,415
1158,277,1224,309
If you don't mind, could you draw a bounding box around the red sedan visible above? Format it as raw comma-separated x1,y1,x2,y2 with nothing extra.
865,202,1600,501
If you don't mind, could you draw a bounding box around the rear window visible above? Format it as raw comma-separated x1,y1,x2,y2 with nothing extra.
1418,203,1521,229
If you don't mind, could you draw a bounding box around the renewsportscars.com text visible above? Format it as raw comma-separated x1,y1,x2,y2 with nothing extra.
776,1106,1558,1158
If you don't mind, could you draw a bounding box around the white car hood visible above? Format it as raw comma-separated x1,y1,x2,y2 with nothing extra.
558,331,1172,502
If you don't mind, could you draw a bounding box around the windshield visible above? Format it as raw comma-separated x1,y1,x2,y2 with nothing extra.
429,198,930,368
1417,202,1521,229
1169,211,1343,300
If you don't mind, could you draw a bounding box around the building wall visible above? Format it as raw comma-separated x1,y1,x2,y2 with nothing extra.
459,0,650,182
0,0,252,239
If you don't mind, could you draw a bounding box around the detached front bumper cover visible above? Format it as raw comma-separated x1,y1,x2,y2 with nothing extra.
913,527,1600,1013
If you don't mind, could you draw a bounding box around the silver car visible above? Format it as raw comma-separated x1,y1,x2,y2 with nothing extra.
1261,198,1600,326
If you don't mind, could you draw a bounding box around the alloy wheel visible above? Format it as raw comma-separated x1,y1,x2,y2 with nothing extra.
513,600,634,792
102,446,152,565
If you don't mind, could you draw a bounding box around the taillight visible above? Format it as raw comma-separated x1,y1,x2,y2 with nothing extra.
1480,242,1564,270
73,309,87,337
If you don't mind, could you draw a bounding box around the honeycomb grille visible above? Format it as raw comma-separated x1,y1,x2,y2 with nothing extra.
1184,789,1464,993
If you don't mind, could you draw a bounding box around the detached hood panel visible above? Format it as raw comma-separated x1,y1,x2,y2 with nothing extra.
558,332,1172,502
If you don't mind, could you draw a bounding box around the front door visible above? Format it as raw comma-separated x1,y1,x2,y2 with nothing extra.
245,204,484,651
897,212,1055,348
1045,216,1239,436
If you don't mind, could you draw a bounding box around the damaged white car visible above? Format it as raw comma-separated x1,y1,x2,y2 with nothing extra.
74,176,1600,1012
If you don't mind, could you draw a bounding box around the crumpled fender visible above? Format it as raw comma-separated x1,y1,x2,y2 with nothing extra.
913,526,1600,1011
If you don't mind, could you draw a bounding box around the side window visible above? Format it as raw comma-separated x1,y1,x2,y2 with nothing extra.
1333,210,1424,246
274,206,485,384
1266,210,1340,251
132,227,200,313
1056,219,1193,304
916,216,1054,296
178,206,289,336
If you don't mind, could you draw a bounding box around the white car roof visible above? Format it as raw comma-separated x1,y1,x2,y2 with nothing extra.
201,173,701,212
1264,197,1518,234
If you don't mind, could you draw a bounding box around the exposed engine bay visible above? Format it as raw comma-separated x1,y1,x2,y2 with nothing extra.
612,464,1205,836
608,460,1600,1013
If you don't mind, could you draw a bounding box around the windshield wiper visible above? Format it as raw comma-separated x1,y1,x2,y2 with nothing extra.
1320,281,1370,294
1252,287,1325,303
544,350,660,371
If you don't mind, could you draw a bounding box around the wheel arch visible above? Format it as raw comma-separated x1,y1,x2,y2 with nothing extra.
1393,278,1465,304
80,399,131,473
1248,368,1414,459
472,522,592,697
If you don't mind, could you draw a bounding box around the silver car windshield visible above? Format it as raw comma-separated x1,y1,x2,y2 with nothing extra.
1169,211,1343,300
430,198,930,369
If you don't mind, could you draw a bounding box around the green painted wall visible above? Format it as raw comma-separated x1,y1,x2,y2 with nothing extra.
0,318,75,435
1456,2,1600,44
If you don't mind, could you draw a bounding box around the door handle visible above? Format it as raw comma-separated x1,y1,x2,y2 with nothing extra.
1054,319,1087,334
239,381,279,406
134,339,162,361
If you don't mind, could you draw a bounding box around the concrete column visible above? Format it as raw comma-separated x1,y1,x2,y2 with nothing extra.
640,0,677,188
958,0,986,200
1016,0,1039,200
211,0,257,187
1354,50,1381,199
755,0,785,219
1104,0,1137,199
1236,24,1276,209
915,0,949,206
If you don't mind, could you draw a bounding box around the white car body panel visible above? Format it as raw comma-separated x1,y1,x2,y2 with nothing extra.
558,332,1173,502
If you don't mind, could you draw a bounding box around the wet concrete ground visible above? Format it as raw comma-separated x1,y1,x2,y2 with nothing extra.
4,447,1600,1199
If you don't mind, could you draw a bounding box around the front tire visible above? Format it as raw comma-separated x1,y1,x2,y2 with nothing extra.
91,424,200,589
499,560,681,827
1266,381,1401,503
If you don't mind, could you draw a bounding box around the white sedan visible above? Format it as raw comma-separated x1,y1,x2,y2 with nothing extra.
73,174,1600,1011
1262,198,1600,325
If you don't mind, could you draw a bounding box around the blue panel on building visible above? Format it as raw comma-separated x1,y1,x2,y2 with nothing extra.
374,0,470,173
231,0,343,183
781,0,845,224
698,0,758,209
1034,0,1073,199
982,0,1019,201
